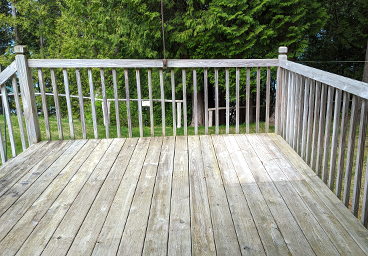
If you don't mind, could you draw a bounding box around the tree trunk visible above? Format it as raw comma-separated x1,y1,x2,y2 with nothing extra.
190,89,205,126
363,37,368,83
11,1,20,44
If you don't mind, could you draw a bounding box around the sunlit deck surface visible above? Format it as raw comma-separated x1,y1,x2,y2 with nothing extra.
1,134,368,256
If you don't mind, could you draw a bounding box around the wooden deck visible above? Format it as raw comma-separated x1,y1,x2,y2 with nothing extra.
0,134,368,256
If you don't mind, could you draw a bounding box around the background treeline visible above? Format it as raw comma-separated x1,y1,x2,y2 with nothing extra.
0,0,367,128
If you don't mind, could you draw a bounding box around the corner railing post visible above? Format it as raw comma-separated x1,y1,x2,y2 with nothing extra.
276,46,288,135
14,45,41,145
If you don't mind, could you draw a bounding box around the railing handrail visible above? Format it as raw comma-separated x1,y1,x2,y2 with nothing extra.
280,59,368,100
27,58,279,68
0,61,17,85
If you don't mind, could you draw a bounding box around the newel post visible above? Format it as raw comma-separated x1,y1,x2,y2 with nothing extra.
14,45,41,145
275,46,288,135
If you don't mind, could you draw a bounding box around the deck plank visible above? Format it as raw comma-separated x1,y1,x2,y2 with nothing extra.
14,140,111,256
0,139,96,255
221,136,289,255
142,136,175,255
213,135,268,255
0,135,367,256
168,136,191,256
188,136,216,255
117,137,162,255
247,134,340,255
200,135,241,255
238,135,316,256
91,138,150,255
270,133,368,255
261,134,366,255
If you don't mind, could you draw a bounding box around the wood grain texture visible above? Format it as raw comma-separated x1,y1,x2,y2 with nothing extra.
160,69,166,136
76,68,87,139
200,135,241,255
188,135,216,255
142,137,175,255
336,92,350,199
168,136,191,256
11,75,27,150
0,61,17,85
116,137,162,256
88,68,98,139
63,68,75,139
321,85,334,183
37,68,51,141
352,99,368,216
172,69,177,136
328,89,342,190
343,95,359,207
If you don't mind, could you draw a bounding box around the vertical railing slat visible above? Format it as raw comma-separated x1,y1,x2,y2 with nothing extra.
63,68,74,139
235,67,240,134
256,67,260,133
336,91,350,199
12,75,27,150
265,67,270,133
286,71,292,143
88,68,98,139
160,69,166,136
225,68,230,134
352,99,368,216
193,68,198,135
362,161,368,226
136,68,143,138
37,68,50,141
296,74,304,155
76,69,86,139
301,77,310,160
343,95,359,207
316,83,327,176
311,82,321,170
148,69,154,137
51,68,63,140
1,84,16,157
246,67,250,134
204,68,208,135
306,79,315,165
182,69,187,136
322,86,334,183
112,68,121,138
0,114,6,163
328,88,342,190
293,73,300,151
101,68,109,139
171,68,177,136
215,68,219,135
281,69,288,138
124,68,132,138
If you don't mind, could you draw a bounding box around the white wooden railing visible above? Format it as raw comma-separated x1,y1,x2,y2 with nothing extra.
2,45,368,229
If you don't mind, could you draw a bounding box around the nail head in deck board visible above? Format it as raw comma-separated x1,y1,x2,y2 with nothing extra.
118,138,163,256
200,135,241,255
261,134,366,255
0,139,93,255
270,133,368,255
188,135,216,255
216,135,271,255
142,136,175,255
91,138,149,255
168,136,191,256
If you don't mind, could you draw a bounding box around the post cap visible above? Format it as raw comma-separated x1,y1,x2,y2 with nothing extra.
279,46,288,54
14,45,28,54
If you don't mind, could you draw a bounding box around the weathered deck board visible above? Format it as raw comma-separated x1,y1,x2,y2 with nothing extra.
0,134,368,256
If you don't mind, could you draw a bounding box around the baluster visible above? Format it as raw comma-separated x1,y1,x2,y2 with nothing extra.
301,77,310,160
316,83,327,176
236,67,240,134
12,75,27,150
100,68,109,139
182,69,187,136
193,68,198,135
311,82,321,171
204,68,208,135
76,69,86,139
306,79,315,165
148,68,154,137
256,67,260,133
51,68,63,140
1,84,16,157
112,68,121,138
171,68,176,136
136,68,143,138
124,68,132,138
215,68,219,135
37,68,51,141
88,68,98,139
160,69,166,136
246,67,250,134
322,86,334,183
265,67,270,133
